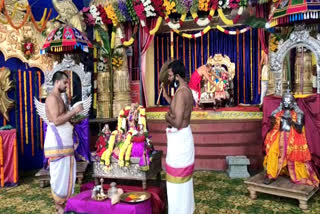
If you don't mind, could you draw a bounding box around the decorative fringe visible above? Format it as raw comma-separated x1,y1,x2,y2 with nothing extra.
23,71,28,144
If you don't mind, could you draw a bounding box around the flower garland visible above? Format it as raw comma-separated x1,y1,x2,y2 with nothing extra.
112,1,126,23
133,0,146,26
119,129,133,167
112,52,124,69
118,25,138,47
150,16,162,35
151,0,164,17
90,5,103,25
172,25,211,39
191,5,216,26
18,70,24,154
163,0,177,15
199,0,210,11
28,71,34,156
217,6,244,25
165,13,187,30
126,0,139,24
101,130,121,166
142,0,156,17
23,71,28,144
105,4,119,26
118,0,131,21
216,25,250,35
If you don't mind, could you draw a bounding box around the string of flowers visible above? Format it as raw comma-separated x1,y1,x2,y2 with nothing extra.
151,0,164,17
142,0,156,17
29,7,52,32
113,1,126,23
149,16,162,35
216,25,250,35
3,5,31,30
105,4,119,26
217,6,244,25
172,25,211,39
199,0,210,11
118,0,131,22
126,0,139,24
29,71,34,156
191,5,216,26
18,70,24,154
133,0,146,27
163,0,186,30
23,71,28,144
97,5,111,25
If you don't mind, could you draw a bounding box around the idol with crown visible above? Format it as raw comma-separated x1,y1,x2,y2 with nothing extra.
263,88,319,186
99,103,154,171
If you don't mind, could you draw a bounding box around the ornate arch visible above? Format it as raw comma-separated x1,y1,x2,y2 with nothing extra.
270,24,320,95
45,54,92,100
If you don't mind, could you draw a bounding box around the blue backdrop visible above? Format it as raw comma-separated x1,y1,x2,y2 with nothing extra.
154,27,261,105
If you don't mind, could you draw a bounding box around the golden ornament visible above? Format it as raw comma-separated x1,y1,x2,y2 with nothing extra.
0,67,14,121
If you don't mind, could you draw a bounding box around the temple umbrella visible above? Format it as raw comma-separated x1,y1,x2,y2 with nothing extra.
40,25,93,54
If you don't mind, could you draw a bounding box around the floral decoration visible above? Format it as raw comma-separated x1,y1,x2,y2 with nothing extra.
126,0,139,23
142,0,156,17
112,52,124,69
105,4,119,26
118,0,131,21
163,0,176,15
229,0,240,9
199,0,210,11
97,5,112,25
151,0,165,17
112,1,126,23
21,38,34,60
133,0,146,20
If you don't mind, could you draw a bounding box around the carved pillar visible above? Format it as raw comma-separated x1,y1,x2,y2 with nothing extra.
112,26,131,117
294,48,313,94
97,72,112,118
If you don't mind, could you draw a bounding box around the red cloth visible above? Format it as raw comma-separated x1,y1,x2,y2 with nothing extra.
262,95,320,170
81,182,165,214
0,129,18,186
188,70,202,99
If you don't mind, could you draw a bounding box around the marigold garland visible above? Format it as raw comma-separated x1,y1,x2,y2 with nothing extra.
217,6,243,25
165,13,187,30
3,5,30,30
23,71,28,144
191,5,215,27
216,25,250,35
119,129,133,167
29,71,34,156
18,70,24,154
199,0,210,11
172,25,211,39
149,16,162,35
163,0,176,15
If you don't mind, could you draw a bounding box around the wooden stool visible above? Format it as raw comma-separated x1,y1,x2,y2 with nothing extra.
35,162,89,188
244,171,318,210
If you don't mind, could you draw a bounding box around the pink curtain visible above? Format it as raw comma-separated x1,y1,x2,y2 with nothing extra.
140,19,157,106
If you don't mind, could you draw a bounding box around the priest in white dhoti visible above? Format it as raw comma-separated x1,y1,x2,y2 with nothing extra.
162,60,195,214
44,71,83,214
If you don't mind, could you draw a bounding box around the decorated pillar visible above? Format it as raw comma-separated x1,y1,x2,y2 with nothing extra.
112,26,131,117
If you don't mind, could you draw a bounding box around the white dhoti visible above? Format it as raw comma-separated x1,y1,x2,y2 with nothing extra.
44,122,76,204
166,125,195,214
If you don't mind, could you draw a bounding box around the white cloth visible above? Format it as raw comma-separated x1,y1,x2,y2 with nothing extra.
44,122,74,158
166,125,195,214
191,89,199,104
50,155,76,204
44,122,76,204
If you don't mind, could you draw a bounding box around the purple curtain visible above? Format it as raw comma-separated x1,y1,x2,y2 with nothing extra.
154,28,260,105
